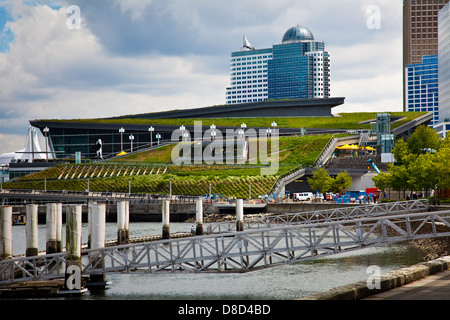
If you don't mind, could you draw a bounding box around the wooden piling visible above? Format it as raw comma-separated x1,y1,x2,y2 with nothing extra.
196,198,204,236
89,203,106,287
162,200,170,239
0,206,12,260
55,203,62,253
26,204,39,257
65,205,82,290
117,201,129,244
46,204,58,254
236,199,244,232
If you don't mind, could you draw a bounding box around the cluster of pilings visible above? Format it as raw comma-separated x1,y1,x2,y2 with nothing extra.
0,198,246,290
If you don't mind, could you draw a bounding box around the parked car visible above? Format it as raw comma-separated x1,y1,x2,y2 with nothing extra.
294,192,313,201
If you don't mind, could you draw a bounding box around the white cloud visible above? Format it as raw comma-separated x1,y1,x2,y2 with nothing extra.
0,3,227,153
0,1,404,155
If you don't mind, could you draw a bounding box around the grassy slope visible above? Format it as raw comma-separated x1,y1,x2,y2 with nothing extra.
50,112,427,130
5,135,331,197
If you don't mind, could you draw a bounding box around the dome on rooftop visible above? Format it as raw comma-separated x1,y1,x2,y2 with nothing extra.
282,25,314,44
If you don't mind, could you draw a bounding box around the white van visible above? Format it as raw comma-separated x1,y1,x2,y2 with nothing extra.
294,192,313,201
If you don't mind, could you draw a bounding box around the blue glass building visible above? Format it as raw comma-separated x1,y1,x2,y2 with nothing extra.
439,2,450,123
226,26,330,104
405,55,439,126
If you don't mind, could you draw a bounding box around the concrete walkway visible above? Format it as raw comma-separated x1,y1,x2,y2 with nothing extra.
363,269,450,300
300,256,450,300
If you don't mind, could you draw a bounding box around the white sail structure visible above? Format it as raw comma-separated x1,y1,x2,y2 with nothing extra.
0,126,50,165
243,34,255,51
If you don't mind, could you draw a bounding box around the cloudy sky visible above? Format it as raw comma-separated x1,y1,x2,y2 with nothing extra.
0,0,403,153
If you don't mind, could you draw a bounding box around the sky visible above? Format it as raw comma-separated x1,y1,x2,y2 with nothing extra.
0,0,403,153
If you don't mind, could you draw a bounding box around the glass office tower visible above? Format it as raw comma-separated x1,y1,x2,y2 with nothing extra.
439,2,450,122
403,0,450,111
226,25,330,104
405,55,439,125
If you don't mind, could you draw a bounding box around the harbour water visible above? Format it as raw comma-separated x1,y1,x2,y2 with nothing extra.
10,222,427,300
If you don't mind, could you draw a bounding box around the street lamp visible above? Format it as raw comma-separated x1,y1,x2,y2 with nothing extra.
180,125,186,142
266,128,272,137
210,124,216,141
119,127,125,152
270,122,277,138
156,133,161,145
43,127,49,162
148,126,154,147
129,134,134,152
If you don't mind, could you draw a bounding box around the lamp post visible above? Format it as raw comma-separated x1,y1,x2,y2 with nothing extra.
129,134,134,153
266,128,272,137
271,122,277,137
43,127,49,162
210,124,216,141
156,133,161,145
119,127,125,152
180,125,186,142
148,126,154,147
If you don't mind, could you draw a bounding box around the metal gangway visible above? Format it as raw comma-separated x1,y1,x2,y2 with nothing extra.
209,200,430,233
1,208,449,284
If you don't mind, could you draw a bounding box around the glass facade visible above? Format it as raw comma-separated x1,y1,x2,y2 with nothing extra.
405,55,439,125
226,26,330,104
402,0,450,111
268,42,314,100
439,2,450,122
48,127,168,160
225,48,272,104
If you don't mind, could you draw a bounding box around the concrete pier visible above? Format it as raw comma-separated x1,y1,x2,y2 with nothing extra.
26,204,39,257
55,203,62,252
236,199,244,232
117,201,130,244
162,200,170,239
89,203,106,287
0,206,12,260
46,203,58,254
91,203,106,251
195,198,204,236
65,205,82,290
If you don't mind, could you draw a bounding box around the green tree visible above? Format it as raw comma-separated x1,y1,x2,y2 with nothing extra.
391,138,409,164
406,153,439,197
435,144,450,193
388,163,411,195
307,168,334,193
372,171,392,191
331,171,352,193
406,125,441,155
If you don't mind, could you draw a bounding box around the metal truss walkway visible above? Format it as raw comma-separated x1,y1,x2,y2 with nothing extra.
1,207,449,284
209,200,430,233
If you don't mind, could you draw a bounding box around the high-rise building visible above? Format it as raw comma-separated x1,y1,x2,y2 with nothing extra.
402,0,449,111
225,25,330,105
438,2,450,122
405,55,439,125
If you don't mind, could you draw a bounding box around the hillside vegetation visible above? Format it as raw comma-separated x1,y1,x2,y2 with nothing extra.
4,135,332,198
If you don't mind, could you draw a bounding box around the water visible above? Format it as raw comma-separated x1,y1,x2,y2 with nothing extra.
10,222,427,300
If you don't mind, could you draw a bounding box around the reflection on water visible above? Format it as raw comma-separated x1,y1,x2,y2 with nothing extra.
11,222,427,300
87,244,426,300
